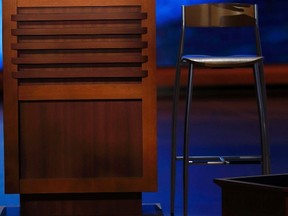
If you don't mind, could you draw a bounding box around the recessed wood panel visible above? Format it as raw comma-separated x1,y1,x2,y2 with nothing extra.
20,100,143,179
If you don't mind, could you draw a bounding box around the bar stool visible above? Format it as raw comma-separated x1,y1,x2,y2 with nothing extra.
170,3,271,216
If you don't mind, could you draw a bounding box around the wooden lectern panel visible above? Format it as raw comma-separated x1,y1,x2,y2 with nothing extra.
3,0,157,198
20,100,143,179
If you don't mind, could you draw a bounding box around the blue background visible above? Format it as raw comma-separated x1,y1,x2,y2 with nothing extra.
156,0,288,66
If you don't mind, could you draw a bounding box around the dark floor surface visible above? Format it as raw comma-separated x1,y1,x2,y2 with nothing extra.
1,86,288,215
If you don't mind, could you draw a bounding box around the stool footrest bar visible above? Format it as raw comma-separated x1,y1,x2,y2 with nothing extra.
176,155,262,165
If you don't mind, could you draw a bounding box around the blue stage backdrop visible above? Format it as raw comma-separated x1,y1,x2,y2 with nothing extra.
156,0,288,66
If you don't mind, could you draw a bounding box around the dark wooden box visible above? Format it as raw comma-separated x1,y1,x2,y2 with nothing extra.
215,174,288,216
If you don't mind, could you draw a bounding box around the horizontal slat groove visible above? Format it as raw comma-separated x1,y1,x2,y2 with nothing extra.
13,69,148,78
12,12,147,21
12,27,147,36
12,41,147,50
12,55,148,64
17,1,143,7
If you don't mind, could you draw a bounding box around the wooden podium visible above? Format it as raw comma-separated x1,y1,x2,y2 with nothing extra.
2,0,157,215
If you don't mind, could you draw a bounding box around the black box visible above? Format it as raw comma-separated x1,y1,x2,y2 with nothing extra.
215,174,288,216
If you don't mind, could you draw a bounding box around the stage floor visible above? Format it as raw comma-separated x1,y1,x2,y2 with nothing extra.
143,86,288,215
1,204,164,216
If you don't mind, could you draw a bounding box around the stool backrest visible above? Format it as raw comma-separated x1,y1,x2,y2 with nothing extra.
177,3,262,59
183,3,257,27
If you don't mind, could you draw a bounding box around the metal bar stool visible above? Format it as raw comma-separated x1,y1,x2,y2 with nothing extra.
170,3,271,216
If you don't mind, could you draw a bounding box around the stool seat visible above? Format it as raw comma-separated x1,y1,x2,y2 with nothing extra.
182,55,263,67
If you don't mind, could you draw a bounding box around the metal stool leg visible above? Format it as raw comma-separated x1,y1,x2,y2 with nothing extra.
183,63,194,216
170,64,182,215
253,62,271,174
